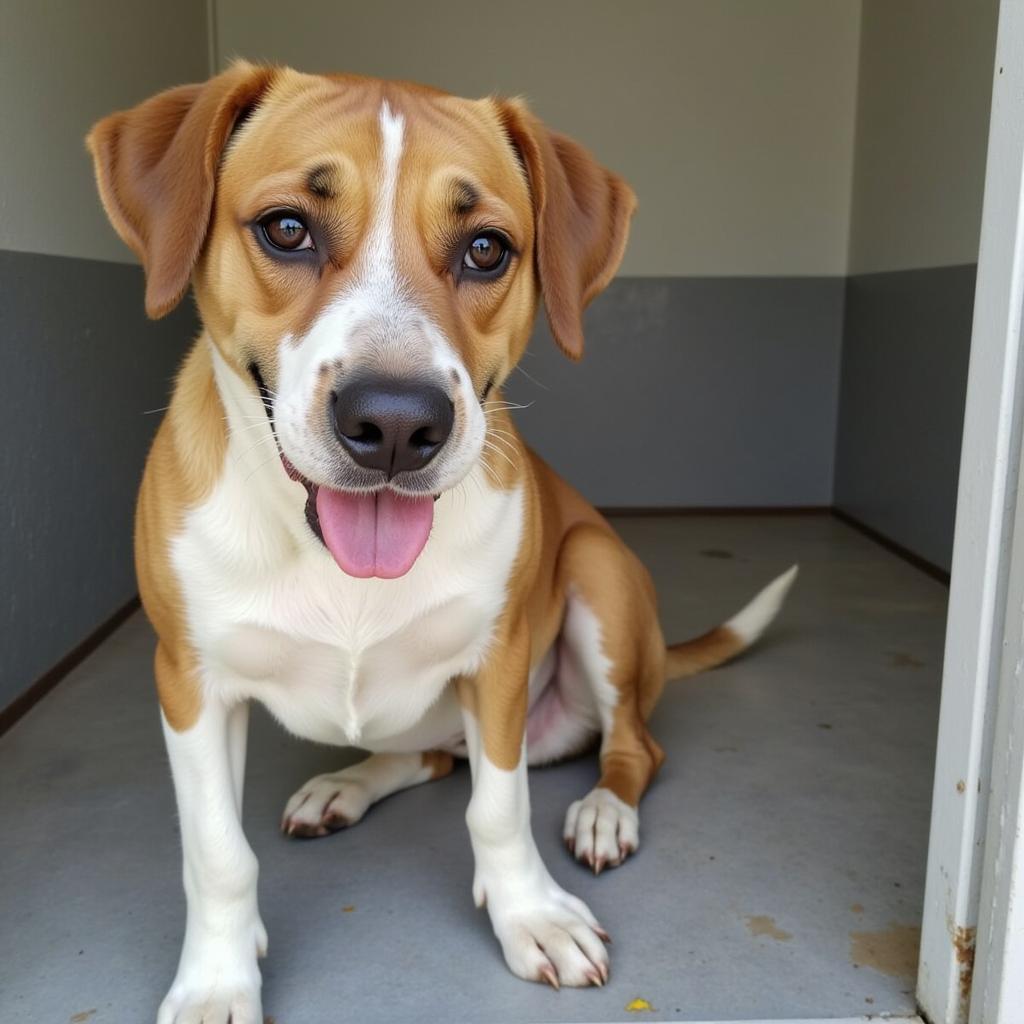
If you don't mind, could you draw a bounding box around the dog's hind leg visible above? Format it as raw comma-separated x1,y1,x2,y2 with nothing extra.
556,526,798,873
555,524,667,874
282,751,454,838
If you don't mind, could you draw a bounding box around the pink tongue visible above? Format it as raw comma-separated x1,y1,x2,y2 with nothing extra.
315,488,434,579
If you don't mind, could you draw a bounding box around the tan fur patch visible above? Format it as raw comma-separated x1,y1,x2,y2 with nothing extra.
556,521,666,807
422,750,455,780
664,625,744,680
136,341,227,730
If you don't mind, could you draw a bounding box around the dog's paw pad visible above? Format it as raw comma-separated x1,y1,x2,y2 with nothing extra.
281,773,372,838
563,787,639,872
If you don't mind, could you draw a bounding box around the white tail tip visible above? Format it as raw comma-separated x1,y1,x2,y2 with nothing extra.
726,564,799,646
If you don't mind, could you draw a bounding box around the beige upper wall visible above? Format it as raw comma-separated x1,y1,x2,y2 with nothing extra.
847,0,999,274
213,0,861,277
3,2,995,276
0,0,209,264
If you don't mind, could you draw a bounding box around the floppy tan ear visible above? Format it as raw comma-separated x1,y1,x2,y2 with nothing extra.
86,61,276,319
497,99,636,360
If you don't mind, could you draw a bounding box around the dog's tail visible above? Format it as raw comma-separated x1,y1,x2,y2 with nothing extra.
664,564,798,681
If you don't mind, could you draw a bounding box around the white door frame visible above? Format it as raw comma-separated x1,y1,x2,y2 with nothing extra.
918,2,1024,1022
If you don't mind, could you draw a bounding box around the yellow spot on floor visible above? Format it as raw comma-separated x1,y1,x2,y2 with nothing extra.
745,914,792,941
851,902,865,914
626,997,655,1012
342,905,356,913
850,923,921,978
70,1013,96,1024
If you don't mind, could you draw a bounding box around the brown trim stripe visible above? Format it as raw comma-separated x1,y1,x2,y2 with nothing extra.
0,596,141,737
831,508,950,585
599,505,830,518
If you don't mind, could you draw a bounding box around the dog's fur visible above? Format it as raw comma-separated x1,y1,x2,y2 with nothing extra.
88,62,796,1023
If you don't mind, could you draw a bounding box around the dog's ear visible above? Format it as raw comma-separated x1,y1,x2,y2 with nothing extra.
496,98,636,360
86,61,276,319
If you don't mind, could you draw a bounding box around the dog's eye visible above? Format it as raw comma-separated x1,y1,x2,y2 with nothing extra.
260,212,313,252
462,232,509,275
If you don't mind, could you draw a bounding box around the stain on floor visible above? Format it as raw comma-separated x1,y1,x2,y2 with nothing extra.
699,548,734,559
745,915,792,941
850,924,920,978
625,997,655,1012
887,651,926,669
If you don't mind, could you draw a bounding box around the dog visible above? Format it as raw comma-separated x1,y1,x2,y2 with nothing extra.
87,61,796,1023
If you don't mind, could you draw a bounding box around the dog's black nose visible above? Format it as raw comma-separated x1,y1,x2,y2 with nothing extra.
332,378,454,477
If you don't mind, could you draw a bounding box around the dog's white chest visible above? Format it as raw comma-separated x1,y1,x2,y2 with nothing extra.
210,589,491,745
172,459,523,747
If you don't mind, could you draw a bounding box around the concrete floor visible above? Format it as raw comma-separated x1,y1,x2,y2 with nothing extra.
0,514,946,1024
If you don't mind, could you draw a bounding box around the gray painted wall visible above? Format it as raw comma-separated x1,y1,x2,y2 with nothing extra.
0,252,194,707
834,266,976,571
507,277,844,507
0,0,208,710
832,1,996,572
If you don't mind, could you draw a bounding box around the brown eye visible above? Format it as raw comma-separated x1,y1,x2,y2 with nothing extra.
463,232,508,274
260,212,313,252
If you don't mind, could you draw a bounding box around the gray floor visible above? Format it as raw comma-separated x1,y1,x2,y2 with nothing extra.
0,515,946,1023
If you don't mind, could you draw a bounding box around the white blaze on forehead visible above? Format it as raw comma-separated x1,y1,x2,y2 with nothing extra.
364,100,406,291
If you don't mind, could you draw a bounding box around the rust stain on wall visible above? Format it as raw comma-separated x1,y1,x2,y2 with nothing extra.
953,924,976,1010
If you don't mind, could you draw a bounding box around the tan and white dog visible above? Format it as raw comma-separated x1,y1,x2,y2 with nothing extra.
88,62,796,1023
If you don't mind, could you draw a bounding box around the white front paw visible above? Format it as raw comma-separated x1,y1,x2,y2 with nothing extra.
157,932,264,1024
564,787,640,873
282,771,373,837
485,879,610,988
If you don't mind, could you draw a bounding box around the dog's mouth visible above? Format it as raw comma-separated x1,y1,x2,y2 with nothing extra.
250,363,436,580
282,455,435,579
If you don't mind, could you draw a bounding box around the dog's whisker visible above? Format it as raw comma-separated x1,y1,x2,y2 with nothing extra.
483,400,534,412
485,431,519,454
512,365,550,391
486,428,519,445
234,435,280,463
242,451,283,484
479,461,501,488
470,452,502,489
229,422,276,438
481,440,518,473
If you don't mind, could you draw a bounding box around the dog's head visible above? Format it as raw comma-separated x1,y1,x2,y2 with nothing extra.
88,62,635,577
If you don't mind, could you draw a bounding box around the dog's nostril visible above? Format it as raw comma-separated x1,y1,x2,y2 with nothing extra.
409,425,441,450
349,421,383,445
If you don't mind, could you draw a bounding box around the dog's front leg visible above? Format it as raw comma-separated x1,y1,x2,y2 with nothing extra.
157,665,265,1024
458,620,609,988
